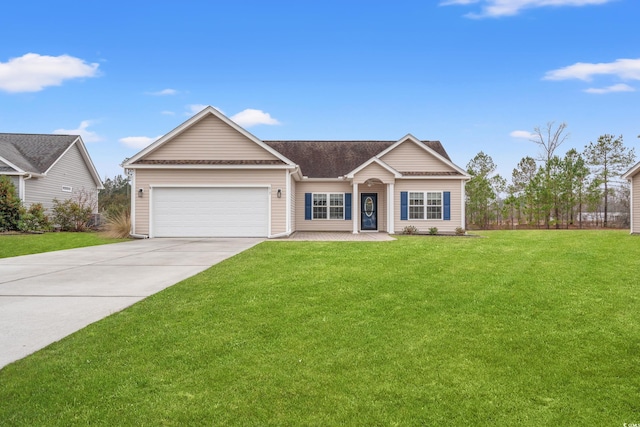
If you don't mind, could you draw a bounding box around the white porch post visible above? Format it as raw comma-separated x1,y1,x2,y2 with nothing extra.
387,182,394,234
352,182,359,234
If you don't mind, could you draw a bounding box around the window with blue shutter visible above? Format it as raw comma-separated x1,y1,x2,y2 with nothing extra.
443,191,451,221
345,193,352,220
305,193,312,220
400,192,408,220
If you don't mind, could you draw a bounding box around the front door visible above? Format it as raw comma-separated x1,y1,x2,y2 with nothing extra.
361,193,378,231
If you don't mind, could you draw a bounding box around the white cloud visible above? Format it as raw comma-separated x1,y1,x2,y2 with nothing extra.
53,120,102,143
510,130,536,139
230,109,280,127
161,110,175,115
147,88,178,96
583,83,635,94
119,135,162,149
0,53,99,93
441,0,613,18
184,104,211,116
544,58,640,81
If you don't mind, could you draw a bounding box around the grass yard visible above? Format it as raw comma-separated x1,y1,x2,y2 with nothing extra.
1,230,639,425
0,232,126,258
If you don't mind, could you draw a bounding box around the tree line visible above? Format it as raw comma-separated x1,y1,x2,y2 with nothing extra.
465,122,637,229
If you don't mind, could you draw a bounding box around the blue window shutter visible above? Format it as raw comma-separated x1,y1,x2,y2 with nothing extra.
400,192,408,220
305,193,312,220
443,191,451,221
345,193,352,220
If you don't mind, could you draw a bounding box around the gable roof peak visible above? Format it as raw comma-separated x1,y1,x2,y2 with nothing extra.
123,105,295,167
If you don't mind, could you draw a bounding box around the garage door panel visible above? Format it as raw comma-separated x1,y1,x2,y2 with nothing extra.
152,187,268,237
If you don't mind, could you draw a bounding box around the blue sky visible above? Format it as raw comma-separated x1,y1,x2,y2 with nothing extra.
1,0,638,179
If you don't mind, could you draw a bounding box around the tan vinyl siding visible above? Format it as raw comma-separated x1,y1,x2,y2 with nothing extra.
352,162,396,184
381,141,456,173
146,114,280,161
633,174,640,233
24,143,99,212
133,168,287,236
295,182,353,231
290,177,296,232
395,180,463,233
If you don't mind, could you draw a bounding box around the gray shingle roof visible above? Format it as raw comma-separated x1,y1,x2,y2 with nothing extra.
264,140,452,178
0,133,78,174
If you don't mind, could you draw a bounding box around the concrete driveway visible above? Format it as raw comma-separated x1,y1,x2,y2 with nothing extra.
0,237,263,369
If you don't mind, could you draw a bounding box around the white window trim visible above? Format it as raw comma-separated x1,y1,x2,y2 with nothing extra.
312,192,345,220
408,191,443,220
62,185,73,193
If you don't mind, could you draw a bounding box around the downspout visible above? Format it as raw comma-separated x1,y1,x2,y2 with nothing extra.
19,174,32,201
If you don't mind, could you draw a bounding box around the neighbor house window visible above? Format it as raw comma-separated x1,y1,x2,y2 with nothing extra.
313,193,344,219
62,185,72,193
409,191,442,220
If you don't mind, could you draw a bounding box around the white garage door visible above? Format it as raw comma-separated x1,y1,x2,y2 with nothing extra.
152,187,269,237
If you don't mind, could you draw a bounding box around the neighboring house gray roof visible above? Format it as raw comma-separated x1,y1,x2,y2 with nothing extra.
0,133,79,174
264,140,453,178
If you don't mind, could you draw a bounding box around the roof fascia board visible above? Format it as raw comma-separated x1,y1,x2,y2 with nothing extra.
123,106,296,167
345,157,401,179
377,133,470,177
126,164,295,170
300,177,344,182
0,155,25,173
45,137,104,189
400,175,470,180
622,161,640,179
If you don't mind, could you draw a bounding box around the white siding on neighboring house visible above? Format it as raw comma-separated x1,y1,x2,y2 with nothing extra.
381,141,457,173
24,143,100,212
146,114,280,161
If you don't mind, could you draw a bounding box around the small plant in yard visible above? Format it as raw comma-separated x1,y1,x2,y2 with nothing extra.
102,210,131,239
455,226,465,236
402,225,419,235
428,227,438,235
18,203,50,233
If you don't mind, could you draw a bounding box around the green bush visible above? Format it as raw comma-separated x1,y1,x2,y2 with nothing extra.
51,191,96,232
0,175,21,231
402,225,419,235
18,203,50,232
455,226,465,236
428,227,438,235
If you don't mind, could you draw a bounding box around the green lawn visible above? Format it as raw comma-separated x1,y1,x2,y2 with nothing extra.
0,232,126,258
1,230,639,425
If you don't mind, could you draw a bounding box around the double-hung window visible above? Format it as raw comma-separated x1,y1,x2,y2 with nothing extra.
313,193,344,219
408,191,442,220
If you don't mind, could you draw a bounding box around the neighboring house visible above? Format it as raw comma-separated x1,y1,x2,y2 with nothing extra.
622,161,640,234
0,133,103,212
122,106,470,238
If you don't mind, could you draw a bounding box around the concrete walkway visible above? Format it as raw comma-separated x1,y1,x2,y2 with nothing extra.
0,238,262,369
284,231,396,241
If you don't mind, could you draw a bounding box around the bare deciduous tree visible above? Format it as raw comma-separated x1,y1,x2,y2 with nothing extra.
530,121,570,163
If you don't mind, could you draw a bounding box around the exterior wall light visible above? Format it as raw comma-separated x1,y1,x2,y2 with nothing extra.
277,188,282,198
138,188,144,198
